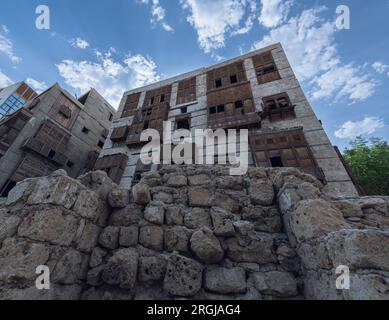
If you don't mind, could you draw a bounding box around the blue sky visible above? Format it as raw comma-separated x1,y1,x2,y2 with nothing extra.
0,0,388,151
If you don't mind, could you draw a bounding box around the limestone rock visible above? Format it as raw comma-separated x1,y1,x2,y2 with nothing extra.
249,180,274,206
167,175,187,187
287,199,351,243
188,188,213,207
163,254,203,296
27,175,80,209
184,207,212,229
166,206,183,225
144,206,165,225
204,268,246,294
325,229,389,271
164,226,190,252
109,205,143,226
90,247,107,268
138,256,167,282
5,179,35,206
188,174,211,186
52,249,88,284
132,183,151,205
139,226,164,251
108,187,129,208
233,220,254,235
102,248,138,289
242,206,281,233
0,212,21,244
331,200,363,218
253,271,298,297
216,176,244,190
75,222,101,253
119,226,139,247
73,189,101,222
18,207,79,246
226,233,277,264
98,226,120,250
0,238,50,285
211,207,235,237
190,227,224,264
78,170,114,200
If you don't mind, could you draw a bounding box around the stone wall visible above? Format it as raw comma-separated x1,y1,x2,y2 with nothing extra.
0,166,388,300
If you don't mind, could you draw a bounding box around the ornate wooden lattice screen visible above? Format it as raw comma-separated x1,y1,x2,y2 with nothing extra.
249,128,324,180
176,77,197,105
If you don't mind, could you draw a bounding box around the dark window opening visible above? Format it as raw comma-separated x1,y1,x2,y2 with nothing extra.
82,127,90,134
215,79,222,88
267,100,277,110
146,109,152,116
266,138,274,144
48,149,56,159
98,140,104,148
278,97,289,108
210,107,217,114
108,113,113,121
270,156,284,168
263,65,276,74
176,119,190,130
217,104,225,113
150,97,155,105
181,106,187,114
294,135,301,141
0,180,16,197
160,94,165,103
234,100,243,109
143,121,149,130
230,74,238,84
66,161,74,168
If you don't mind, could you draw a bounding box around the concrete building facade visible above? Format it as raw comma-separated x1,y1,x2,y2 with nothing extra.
99,43,358,197
0,83,115,196
0,81,38,119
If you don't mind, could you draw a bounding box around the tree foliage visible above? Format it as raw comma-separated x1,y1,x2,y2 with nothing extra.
343,136,389,196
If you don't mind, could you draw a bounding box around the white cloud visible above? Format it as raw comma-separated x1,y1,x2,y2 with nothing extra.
372,61,389,75
140,0,174,32
253,7,378,103
26,78,48,93
70,37,90,49
258,0,293,28
0,25,21,64
56,50,160,108
0,70,13,88
335,117,385,139
180,0,257,53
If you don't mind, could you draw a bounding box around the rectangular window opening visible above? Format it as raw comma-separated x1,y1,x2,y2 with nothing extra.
230,74,238,84
270,156,283,168
215,79,222,88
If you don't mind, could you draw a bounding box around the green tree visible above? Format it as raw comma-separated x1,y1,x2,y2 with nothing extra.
343,136,389,196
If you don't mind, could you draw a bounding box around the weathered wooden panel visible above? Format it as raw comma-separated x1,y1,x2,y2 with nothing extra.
48,93,81,130
207,61,247,91
177,77,197,105
252,51,280,85
121,92,141,118
111,126,129,142
94,153,128,184
262,93,296,122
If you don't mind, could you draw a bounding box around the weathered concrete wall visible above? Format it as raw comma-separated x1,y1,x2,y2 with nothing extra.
0,166,388,300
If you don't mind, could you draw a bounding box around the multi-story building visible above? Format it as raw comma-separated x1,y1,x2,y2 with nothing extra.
98,43,359,197
0,83,115,197
0,81,38,119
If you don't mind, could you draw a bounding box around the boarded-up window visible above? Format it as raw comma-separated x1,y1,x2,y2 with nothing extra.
207,61,247,91
249,128,324,180
262,93,296,122
252,51,280,85
110,126,129,142
176,77,196,105
94,153,128,184
121,92,141,118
